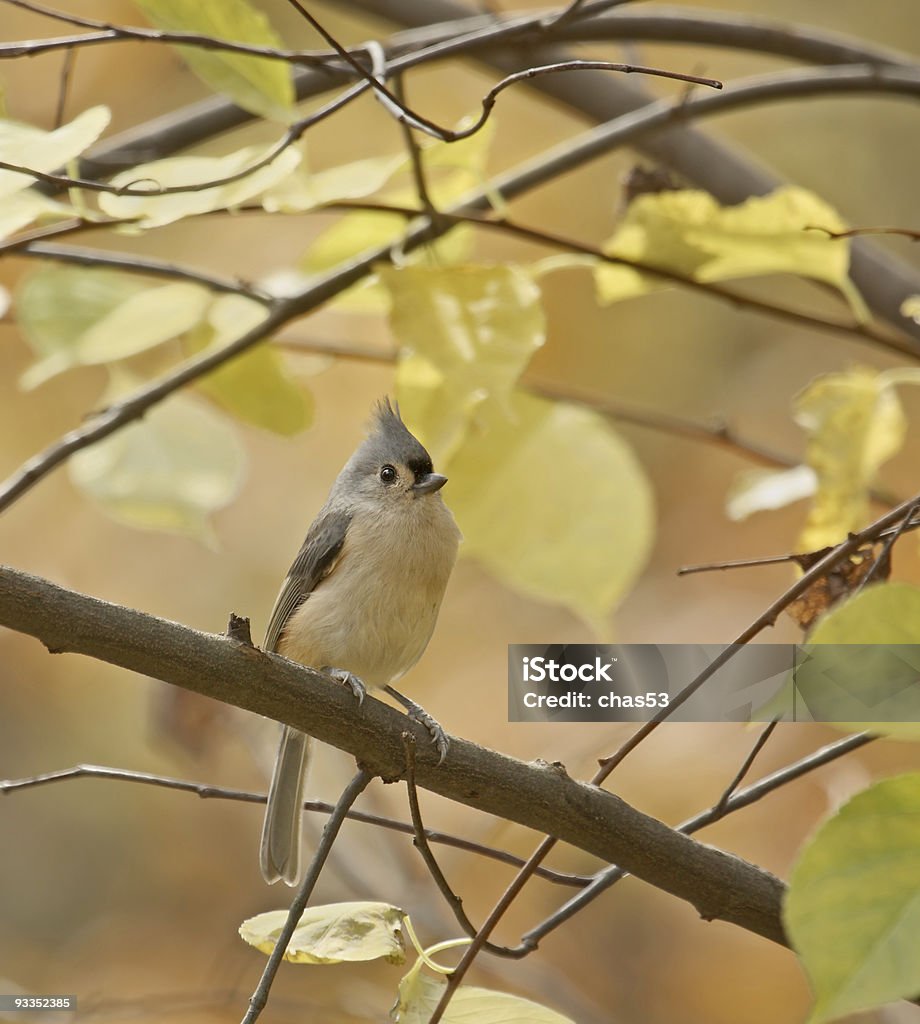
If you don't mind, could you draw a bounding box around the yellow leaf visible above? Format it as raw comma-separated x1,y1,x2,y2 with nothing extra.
239,901,406,965
68,393,246,542
795,367,905,550
726,465,817,521
596,186,868,319
16,267,150,387
190,294,310,435
261,152,406,213
445,392,654,630
132,0,294,122
98,145,301,228
0,189,75,241
394,973,576,1024
382,264,545,463
800,583,920,739
0,106,110,198
299,114,494,312
900,295,920,324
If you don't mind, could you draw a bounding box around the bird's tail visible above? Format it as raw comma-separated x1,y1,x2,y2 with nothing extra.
260,725,311,885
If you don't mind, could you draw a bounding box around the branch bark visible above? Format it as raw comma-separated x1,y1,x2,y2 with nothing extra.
0,562,786,947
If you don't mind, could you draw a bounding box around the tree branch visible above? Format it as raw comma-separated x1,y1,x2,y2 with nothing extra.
0,562,786,947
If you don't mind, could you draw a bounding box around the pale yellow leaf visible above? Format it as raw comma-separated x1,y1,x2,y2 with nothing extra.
68,393,245,541
17,267,149,387
0,190,74,241
261,152,406,213
0,106,110,198
795,367,905,550
726,465,817,521
800,583,920,739
133,0,294,122
445,392,654,630
382,264,545,463
78,282,211,363
189,294,311,435
395,973,575,1024
98,145,301,227
239,901,406,965
900,295,920,324
596,186,868,319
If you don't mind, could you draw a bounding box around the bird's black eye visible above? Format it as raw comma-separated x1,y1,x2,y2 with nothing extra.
379,464,397,484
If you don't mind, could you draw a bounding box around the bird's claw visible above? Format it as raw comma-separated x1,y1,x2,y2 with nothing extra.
325,667,366,705
405,701,449,764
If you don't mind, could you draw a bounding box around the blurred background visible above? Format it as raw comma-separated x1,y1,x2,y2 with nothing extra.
1,1,920,1021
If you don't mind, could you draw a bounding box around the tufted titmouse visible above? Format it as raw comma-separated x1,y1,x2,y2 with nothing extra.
259,399,461,885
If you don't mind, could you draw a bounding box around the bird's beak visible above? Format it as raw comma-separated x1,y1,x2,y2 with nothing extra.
413,472,448,495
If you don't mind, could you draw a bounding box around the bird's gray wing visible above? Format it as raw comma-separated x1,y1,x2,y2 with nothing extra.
263,507,352,653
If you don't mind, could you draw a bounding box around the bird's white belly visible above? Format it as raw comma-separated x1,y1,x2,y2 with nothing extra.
277,507,457,687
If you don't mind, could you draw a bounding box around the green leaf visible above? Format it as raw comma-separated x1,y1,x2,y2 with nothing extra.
132,0,294,122
785,773,920,1023
795,367,906,550
239,901,406,965
596,186,868,319
445,392,654,630
0,106,110,198
97,144,301,228
16,267,211,387
189,294,310,435
382,264,545,463
68,393,245,541
795,583,920,738
395,972,576,1023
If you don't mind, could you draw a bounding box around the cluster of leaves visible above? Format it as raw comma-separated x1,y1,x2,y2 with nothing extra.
3,92,892,629
240,901,574,1023
4,1,920,1022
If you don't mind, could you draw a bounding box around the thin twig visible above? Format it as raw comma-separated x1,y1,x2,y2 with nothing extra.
241,768,373,1024
517,731,876,949
808,225,920,242
597,491,920,778
0,763,589,887
284,0,720,143
325,199,914,357
0,0,339,65
5,65,920,515
713,719,780,814
392,74,439,220
678,515,920,575
402,734,521,957
15,241,273,300
53,47,75,128
855,500,920,594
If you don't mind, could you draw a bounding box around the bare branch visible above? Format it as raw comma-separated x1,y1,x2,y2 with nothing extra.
14,241,273,299
518,732,876,949
0,762,589,886
0,563,788,947
402,734,522,957
596,489,920,778
242,769,373,1023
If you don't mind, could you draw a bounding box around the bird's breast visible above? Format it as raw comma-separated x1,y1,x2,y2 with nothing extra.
278,500,459,687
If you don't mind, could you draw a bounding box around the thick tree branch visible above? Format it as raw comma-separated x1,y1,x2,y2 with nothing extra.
0,563,786,947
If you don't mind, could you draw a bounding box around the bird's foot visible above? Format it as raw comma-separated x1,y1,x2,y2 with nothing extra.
325,667,366,705
384,685,449,763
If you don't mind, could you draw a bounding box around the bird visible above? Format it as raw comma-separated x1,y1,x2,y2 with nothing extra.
259,398,461,885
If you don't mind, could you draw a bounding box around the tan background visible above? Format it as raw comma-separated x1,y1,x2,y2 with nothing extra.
1,1,920,1021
